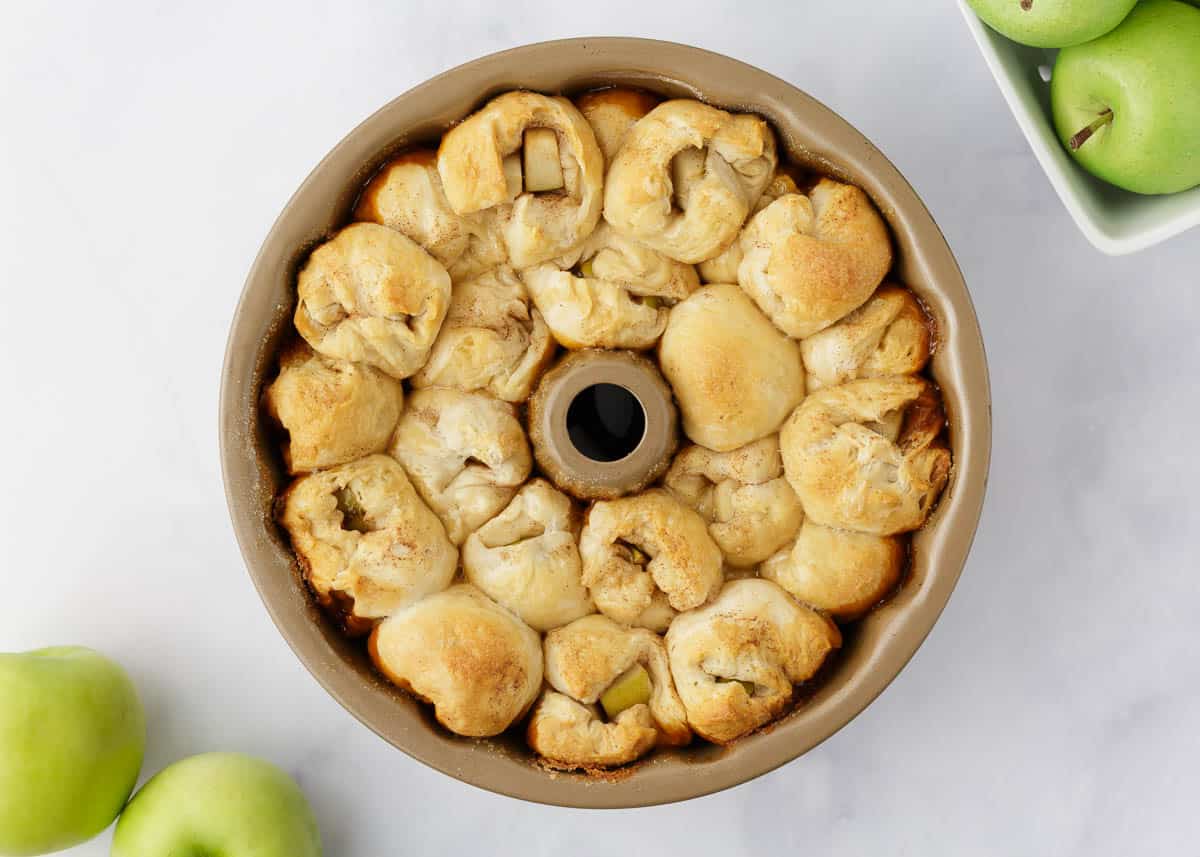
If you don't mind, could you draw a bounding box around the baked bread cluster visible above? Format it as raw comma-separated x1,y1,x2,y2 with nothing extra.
266,87,950,770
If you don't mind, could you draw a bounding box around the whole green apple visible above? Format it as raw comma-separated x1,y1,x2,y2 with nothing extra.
0,647,145,856
1052,0,1200,195
111,752,322,857
966,0,1137,47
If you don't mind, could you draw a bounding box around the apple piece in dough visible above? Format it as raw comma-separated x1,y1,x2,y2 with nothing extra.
670,146,706,211
502,154,523,201
333,486,371,533
716,676,757,696
600,664,653,720
615,540,649,567
523,128,564,192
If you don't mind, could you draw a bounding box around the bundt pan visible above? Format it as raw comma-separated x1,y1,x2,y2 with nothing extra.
219,37,991,808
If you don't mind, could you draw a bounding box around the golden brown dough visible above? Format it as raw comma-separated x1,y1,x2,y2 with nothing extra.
579,489,723,631
780,377,951,535
264,342,403,474
664,436,803,567
760,170,803,202
528,614,690,767
522,222,699,350
437,91,604,268
388,388,532,544
696,169,801,283
294,223,451,379
603,99,777,264
659,284,805,452
369,584,542,737
411,266,556,402
665,578,841,744
800,284,932,391
761,520,905,619
278,455,456,634
527,692,658,769
461,479,593,632
354,149,507,281
576,88,660,164
737,179,892,338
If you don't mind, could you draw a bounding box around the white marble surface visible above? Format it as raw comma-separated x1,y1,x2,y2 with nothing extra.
3,2,1199,854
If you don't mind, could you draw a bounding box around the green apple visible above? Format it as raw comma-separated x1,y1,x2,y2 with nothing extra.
0,646,144,856
111,752,322,857
967,0,1137,47
600,664,652,719
1052,0,1200,195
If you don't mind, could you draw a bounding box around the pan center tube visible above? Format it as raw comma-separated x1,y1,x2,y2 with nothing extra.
528,350,678,501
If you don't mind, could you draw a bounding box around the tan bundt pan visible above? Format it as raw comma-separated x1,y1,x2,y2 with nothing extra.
219,38,991,808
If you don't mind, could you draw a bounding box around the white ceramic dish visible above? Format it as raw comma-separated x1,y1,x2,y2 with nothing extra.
958,0,1200,254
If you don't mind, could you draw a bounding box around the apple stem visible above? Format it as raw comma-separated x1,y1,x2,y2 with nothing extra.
1069,109,1113,151
1020,0,1033,10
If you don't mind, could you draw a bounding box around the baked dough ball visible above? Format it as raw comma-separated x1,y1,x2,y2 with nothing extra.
264,342,403,474
664,436,803,567
522,222,699,350
369,584,542,737
278,455,456,634
354,149,506,281
697,169,801,283
579,489,723,631
761,520,904,620
411,266,555,402
780,377,951,535
388,388,532,544
576,88,660,164
800,285,932,391
528,614,690,767
659,284,805,452
665,578,841,744
294,223,451,379
604,99,777,264
737,179,892,338
542,616,690,744
437,91,605,268
462,479,593,632
527,692,657,769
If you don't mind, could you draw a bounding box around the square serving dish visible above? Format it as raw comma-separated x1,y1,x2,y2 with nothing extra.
958,0,1200,254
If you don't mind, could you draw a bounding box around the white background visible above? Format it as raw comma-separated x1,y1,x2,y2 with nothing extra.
3,2,1199,855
